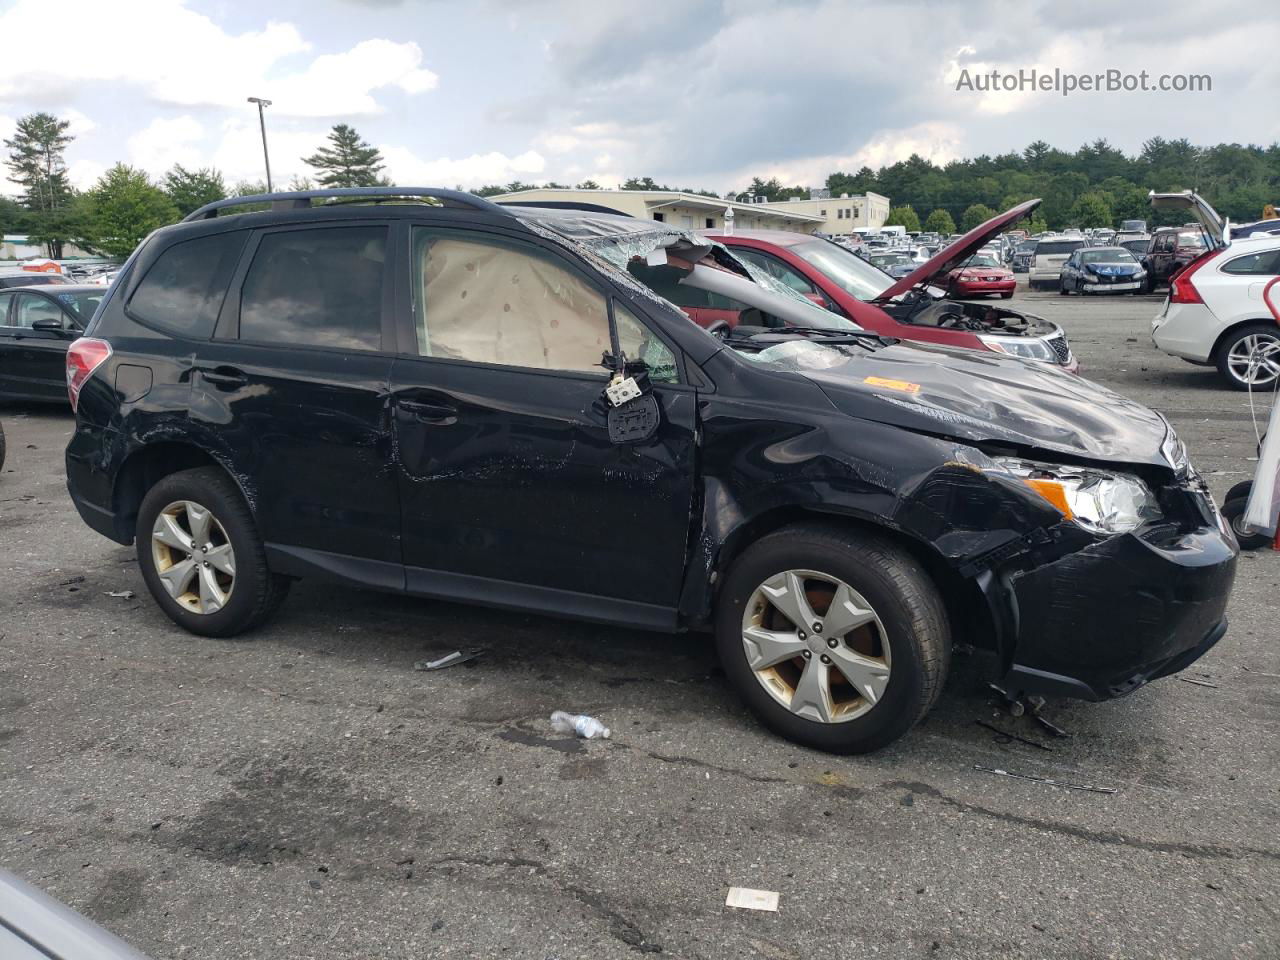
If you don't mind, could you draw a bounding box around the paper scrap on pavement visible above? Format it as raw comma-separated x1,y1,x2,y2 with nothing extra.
726,887,779,912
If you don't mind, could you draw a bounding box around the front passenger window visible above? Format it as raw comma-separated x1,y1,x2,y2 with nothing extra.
15,295,64,329
614,302,678,384
412,228,610,375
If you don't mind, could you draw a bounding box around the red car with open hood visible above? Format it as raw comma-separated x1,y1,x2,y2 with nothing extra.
705,199,1077,372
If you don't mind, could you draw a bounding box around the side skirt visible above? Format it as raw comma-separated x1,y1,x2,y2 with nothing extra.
265,543,680,633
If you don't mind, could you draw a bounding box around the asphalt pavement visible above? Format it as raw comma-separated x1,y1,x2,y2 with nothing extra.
1,285,1277,959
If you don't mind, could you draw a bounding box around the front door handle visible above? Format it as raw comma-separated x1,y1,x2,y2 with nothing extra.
397,398,457,424
198,366,248,388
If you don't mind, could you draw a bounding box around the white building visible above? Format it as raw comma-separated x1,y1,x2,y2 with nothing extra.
759,190,892,235
491,188,826,233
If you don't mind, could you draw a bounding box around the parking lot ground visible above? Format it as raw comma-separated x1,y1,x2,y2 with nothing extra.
1,287,1278,960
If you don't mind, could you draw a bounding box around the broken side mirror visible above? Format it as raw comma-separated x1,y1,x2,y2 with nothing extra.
600,353,660,444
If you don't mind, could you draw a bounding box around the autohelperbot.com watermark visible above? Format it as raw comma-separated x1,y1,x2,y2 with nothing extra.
954,67,1211,96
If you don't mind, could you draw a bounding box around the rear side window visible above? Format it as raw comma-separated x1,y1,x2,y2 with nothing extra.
240,227,386,351
1222,250,1280,275
128,231,245,337
0,291,12,324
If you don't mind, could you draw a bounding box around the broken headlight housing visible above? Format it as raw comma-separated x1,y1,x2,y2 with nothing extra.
995,457,1161,535
978,335,1056,363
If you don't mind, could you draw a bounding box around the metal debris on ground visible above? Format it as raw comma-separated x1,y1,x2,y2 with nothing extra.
975,719,1053,751
725,887,779,912
103,590,135,599
1030,712,1071,739
549,710,610,739
58,575,86,586
1179,676,1219,688
413,650,483,671
974,764,1117,795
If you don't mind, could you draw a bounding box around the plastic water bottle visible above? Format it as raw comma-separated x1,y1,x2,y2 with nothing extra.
550,711,611,740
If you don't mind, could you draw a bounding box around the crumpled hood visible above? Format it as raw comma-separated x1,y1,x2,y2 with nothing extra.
783,340,1171,466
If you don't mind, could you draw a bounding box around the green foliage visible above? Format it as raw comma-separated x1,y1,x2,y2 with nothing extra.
960,204,997,231
1026,214,1049,235
884,205,920,232
1069,191,1114,228
84,164,179,257
922,208,956,234
4,112,73,213
576,179,601,189
163,164,227,218
303,124,386,188
740,176,807,202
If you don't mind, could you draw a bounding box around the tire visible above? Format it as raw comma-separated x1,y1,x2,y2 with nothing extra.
1000,292,1013,299
1215,323,1280,391
1221,497,1271,550
715,524,950,754
136,466,290,637
1059,280,1069,295
1223,480,1253,505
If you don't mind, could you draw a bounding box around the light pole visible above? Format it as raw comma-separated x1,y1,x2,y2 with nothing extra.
246,97,273,192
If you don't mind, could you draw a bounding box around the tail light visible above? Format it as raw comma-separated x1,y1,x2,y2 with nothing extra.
66,337,112,412
1168,248,1221,305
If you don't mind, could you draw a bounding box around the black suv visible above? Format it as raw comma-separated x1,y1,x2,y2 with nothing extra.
65,188,1237,753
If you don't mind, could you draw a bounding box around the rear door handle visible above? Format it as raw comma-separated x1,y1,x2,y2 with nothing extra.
397,398,457,424
198,366,248,388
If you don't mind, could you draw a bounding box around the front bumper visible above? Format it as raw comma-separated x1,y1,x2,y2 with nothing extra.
1080,276,1143,293
991,510,1237,702
953,279,1016,295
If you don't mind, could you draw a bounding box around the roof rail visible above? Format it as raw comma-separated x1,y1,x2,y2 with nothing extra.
183,186,507,222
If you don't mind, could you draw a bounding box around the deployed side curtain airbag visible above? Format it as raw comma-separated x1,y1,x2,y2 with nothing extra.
417,235,611,373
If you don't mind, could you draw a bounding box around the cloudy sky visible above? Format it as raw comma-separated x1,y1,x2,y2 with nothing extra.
1,0,1276,196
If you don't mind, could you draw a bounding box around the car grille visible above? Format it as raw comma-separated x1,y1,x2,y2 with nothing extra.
1046,332,1072,365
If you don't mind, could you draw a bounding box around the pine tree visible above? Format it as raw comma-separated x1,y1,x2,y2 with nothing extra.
302,124,386,188
4,112,75,256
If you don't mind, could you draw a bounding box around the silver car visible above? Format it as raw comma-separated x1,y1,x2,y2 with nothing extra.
1028,237,1086,290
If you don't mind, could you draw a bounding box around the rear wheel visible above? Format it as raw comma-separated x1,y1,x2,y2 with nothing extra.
136,466,290,637
1215,324,1280,391
715,525,950,753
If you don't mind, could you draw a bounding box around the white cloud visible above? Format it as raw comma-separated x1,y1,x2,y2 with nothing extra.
210,119,332,187
67,158,107,191
380,145,546,187
0,0,437,118
128,116,206,175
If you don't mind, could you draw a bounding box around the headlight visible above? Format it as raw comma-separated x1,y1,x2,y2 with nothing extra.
978,334,1056,362
1160,425,1189,474
994,457,1161,535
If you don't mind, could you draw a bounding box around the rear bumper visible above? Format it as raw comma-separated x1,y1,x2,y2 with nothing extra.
66,432,131,544
1151,301,1220,362
990,517,1237,702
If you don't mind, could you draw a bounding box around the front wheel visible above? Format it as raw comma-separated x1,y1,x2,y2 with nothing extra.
715,525,950,754
1000,291,1013,299
136,466,290,637
1221,498,1271,550
1215,324,1280,391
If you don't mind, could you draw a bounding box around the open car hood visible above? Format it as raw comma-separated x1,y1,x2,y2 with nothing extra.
877,199,1042,300
745,339,1171,467
1148,191,1227,248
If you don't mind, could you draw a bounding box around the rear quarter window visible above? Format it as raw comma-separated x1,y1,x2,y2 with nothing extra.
128,231,246,338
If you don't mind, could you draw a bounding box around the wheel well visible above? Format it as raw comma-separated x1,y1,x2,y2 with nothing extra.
112,443,227,541
1210,317,1280,360
714,507,996,652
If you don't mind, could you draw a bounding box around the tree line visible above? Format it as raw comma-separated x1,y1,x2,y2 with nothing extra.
737,137,1280,236
4,112,1277,259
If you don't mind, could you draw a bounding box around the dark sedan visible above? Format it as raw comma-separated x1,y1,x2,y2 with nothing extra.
1059,247,1147,295
0,284,104,402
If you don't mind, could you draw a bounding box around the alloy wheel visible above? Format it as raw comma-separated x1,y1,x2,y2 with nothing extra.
1227,333,1280,386
740,569,891,724
151,500,236,614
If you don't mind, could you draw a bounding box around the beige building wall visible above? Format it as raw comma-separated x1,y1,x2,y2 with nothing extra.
762,191,891,234
492,189,825,234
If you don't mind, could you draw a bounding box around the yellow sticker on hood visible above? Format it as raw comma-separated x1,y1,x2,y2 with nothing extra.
863,376,920,393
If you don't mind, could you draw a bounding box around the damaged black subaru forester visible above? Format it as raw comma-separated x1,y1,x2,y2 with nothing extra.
64,188,1237,753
